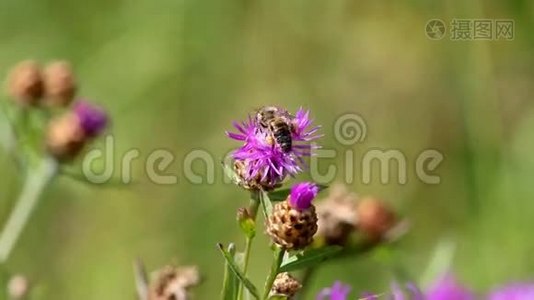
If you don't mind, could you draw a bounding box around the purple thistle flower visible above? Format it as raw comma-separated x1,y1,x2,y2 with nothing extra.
316,281,351,300
73,100,108,137
426,273,474,300
318,281,423,300
288,182,319,210
226,107,320,190
488,282,534,300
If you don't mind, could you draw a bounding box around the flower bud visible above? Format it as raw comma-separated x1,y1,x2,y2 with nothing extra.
267,182,319,250
288,182,319,210
46,112,86,160
73,100,108,137
356,197,396,241
6,60,44,105
7,274,30,300
148,265,200,300
237,207,256,238
316,184,359,246
270,272,302,299
43,61,76,107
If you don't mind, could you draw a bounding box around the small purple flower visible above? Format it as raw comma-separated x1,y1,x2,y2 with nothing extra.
318,281,423,300
426,273,474,300
316,281,351,300
488,282,534,300
288,182,318,210
226,107,320,189
73,100,107,137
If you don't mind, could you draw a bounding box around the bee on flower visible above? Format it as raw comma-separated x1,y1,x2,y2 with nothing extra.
226,106,321,190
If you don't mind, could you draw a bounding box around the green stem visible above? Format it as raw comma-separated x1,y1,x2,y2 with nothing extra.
262,246,285,300
238,192,260,300
0,157,57,262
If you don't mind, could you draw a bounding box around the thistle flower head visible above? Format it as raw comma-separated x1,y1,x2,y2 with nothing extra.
316,184,359,246
316,281,351,300
227,106,320,190
43,60,77,106
7,60,44,105
356,197,397,241
270,272,302,298
426,273,474,300
148,265,200,300
488,282,534,300
288,182,319,210
317,281,423,300
73,100,108,137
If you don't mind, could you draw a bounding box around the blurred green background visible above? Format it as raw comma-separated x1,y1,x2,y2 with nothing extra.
0,0,533,299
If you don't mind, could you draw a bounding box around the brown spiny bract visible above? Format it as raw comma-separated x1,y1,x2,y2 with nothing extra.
7,60,44,105
43,61,76,106
266,201,318,250
149,265,200,300
356,197,396,241
233,160,281,191
316,184,359,245
46,113,86,160
270,272,302,298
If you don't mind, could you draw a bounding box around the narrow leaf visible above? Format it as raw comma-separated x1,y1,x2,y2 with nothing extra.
133,258,149,300
217,243,260,299
221,244,240,300
260,191,273,218
279,246,342,273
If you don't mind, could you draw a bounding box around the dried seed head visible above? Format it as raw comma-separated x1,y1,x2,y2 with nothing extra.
6,60,44,105
43,61,76,106
356,197,396,241
7,274,30,300
149,265,200,300
46,112,86,160
316,184,359,245
270,272,302,298
266,201,318,250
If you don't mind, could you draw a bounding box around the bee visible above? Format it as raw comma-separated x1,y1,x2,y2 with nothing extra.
256,106,294,153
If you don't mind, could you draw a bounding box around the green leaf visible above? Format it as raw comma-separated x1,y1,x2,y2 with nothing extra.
268,296,288,300
221,244,240,300
279,246,342,273
267,184,329,202
217,243,260,300
260,191,273,218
